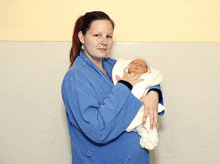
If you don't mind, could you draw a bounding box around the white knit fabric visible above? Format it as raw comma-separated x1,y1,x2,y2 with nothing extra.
112,58,165,150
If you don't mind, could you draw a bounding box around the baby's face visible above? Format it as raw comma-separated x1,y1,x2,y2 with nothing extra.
128,59,148,75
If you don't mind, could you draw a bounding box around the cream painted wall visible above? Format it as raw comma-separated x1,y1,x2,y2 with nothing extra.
1,0,220,42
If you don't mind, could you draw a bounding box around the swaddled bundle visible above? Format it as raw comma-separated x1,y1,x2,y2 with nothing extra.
112,57,165,150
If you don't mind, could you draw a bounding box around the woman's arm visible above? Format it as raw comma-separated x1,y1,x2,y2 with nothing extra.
140,84,164,129
62,76,143,144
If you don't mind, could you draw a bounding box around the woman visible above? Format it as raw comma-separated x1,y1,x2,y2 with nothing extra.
62,11,163,164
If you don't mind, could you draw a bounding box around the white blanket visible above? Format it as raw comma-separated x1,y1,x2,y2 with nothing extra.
112,58,165,150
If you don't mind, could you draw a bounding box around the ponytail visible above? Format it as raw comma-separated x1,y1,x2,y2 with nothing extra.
69,16,83,68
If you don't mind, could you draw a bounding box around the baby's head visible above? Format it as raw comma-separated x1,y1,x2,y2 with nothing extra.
128,59,149,75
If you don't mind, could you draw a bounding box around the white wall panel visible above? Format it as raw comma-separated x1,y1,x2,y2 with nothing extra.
1,42,220,164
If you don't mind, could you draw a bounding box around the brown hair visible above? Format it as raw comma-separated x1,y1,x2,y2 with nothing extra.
69,11,115,68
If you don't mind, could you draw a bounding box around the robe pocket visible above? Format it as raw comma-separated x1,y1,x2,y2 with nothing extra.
117,156,131,164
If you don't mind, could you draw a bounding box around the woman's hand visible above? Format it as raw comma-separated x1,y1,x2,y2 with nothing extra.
140,91,159,129
116,72,143,87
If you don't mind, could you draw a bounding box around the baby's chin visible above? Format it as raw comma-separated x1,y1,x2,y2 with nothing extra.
129,70,147,75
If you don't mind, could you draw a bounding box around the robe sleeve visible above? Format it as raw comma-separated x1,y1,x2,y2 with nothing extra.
62,77,143,144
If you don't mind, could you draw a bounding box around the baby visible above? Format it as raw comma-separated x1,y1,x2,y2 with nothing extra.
112,57,165,150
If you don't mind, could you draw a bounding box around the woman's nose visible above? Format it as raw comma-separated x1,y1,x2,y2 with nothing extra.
100,37,107,45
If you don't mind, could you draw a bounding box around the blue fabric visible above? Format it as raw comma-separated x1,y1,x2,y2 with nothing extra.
61,51,163,164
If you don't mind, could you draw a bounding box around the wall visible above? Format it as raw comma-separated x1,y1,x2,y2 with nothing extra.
1,0,220,42
1,1,220,164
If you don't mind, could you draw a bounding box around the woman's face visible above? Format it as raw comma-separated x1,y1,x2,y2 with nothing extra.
79,20,114,64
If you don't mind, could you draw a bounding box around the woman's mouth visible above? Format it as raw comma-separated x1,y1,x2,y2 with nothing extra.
98,48,107,51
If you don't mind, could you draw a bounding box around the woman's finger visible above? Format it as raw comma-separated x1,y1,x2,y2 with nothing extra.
154,115,158,128
154,108,158,128
136,78,144,83
115,75,121,82
149,110,155,130
124,72,129,77
129,73,135,77
142,111,148,125
119,72,143,86
142,102,149,125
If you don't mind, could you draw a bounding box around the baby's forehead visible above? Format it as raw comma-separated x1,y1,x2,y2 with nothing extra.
131,59,147,65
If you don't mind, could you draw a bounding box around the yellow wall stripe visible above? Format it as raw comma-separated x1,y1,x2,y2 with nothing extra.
1,0,220,42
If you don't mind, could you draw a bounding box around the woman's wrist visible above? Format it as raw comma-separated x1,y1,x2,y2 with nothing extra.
118,80,133,90
147,88,162,103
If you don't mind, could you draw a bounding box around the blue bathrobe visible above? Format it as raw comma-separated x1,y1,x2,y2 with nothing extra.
61,52,164,164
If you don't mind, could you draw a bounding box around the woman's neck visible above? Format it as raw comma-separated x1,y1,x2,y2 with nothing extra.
89,57,103,70
83,52,107,74
94,62,108,76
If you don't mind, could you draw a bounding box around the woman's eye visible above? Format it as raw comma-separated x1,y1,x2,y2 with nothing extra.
106,35,112,39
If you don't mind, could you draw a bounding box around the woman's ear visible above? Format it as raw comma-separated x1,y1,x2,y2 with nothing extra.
78,31,85,44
